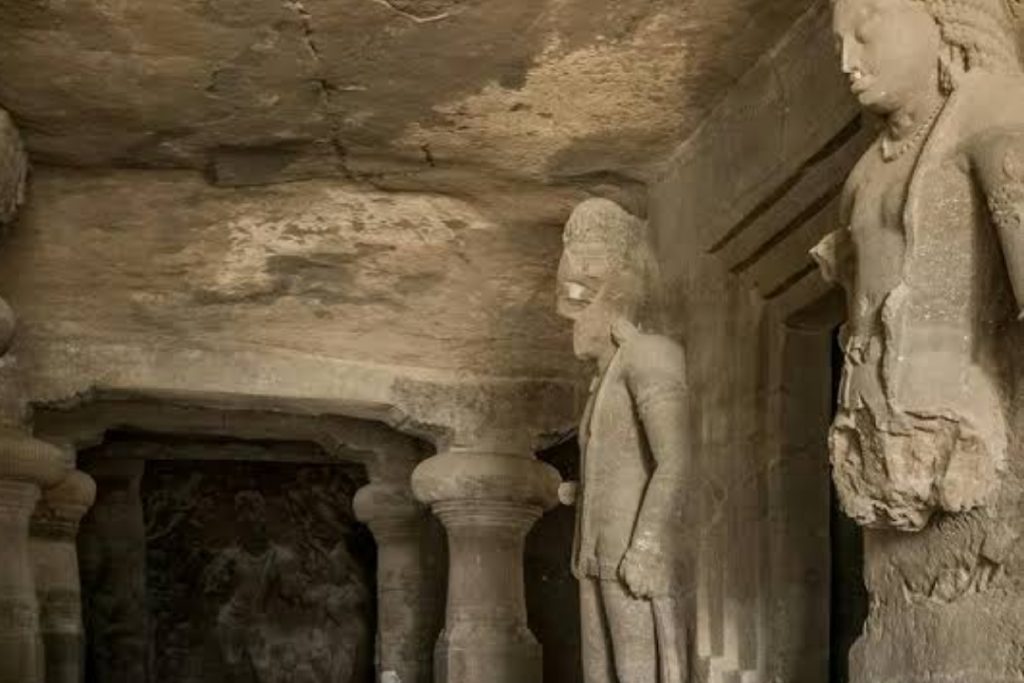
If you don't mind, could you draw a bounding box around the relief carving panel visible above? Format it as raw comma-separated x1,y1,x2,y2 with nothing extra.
141,459,375,683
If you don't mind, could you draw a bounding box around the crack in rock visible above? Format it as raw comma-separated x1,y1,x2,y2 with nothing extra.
367,0,456,24
280,0,352,177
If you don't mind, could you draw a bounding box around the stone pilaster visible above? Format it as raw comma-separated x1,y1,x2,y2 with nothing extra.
30,469,96,683
354,481,444,683
411,446,559,683
0,430,66,683
78,459,149,683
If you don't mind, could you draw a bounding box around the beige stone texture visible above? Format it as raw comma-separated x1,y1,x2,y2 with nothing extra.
0,109,27,229
650,1,1024,682
650,3,863,681
0,167,587,451
0,0,813,196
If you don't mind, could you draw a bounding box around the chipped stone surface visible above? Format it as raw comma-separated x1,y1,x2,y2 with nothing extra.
0,0,814,194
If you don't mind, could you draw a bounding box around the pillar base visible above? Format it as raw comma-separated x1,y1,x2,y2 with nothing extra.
435,626,542,683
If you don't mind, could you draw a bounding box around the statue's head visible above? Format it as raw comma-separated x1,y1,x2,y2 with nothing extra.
556,199,655,364
833,0,1020,113
234,490,267,540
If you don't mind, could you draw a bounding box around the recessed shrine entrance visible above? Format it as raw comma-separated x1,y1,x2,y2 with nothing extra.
32,399,447,683
78,434,376,683
767,294,867,683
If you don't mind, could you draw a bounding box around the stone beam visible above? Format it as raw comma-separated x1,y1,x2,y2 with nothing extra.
21,338,584,453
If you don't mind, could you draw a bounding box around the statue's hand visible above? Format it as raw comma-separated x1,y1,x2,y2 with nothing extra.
558,481,579,506
619,541,670,600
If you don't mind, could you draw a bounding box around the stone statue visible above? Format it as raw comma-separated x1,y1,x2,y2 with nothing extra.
203,491,297,683
812,0,1024,530
556,198,690,683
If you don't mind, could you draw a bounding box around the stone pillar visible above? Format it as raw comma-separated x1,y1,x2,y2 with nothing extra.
412,446,559,683
30,469,96,683
78,459,149,683
354,481,444,683
0,430,66,683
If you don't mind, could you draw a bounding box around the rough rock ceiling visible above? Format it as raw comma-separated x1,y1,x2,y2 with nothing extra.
0,0,815,197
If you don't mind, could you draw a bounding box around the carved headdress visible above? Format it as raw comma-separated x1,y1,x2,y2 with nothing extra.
920,0,1021,79
560,198,663,328
562,199,646,278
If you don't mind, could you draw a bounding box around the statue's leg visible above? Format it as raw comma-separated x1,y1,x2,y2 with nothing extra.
580,577,615,683
600,579,658,683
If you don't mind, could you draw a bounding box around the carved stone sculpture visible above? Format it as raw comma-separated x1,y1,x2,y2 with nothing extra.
812,0,1024,531
142,461,372,683
556,198,689,683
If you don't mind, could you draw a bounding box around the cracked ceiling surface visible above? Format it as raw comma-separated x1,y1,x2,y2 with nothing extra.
0,0,816,198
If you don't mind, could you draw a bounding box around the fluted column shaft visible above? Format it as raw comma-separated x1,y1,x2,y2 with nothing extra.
30,470,96,683
412,447,559,683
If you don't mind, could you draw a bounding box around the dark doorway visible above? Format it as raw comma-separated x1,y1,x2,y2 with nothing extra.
828,330,868,683
527,437,583,683
79,433,377,683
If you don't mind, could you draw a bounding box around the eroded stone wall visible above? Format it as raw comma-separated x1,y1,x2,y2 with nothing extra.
1,168,577,381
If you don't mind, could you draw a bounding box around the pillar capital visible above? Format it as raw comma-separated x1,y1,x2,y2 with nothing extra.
32,471,97,539
0,429,67,496
411,448,560,511
30,469,94,683
411,445,561,683
354,481,425,535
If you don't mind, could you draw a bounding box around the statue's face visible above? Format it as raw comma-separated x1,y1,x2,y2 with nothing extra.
556,246,617,364
833,0,942,114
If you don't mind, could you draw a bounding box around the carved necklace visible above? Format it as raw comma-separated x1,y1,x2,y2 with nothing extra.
880,100,945,163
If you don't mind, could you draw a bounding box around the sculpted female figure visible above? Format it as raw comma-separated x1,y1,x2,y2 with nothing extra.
812,0,1024,531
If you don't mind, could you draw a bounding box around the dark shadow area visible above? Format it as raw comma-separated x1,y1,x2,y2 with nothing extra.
527,437,583,683
829,331,869,683
79,432,376,683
